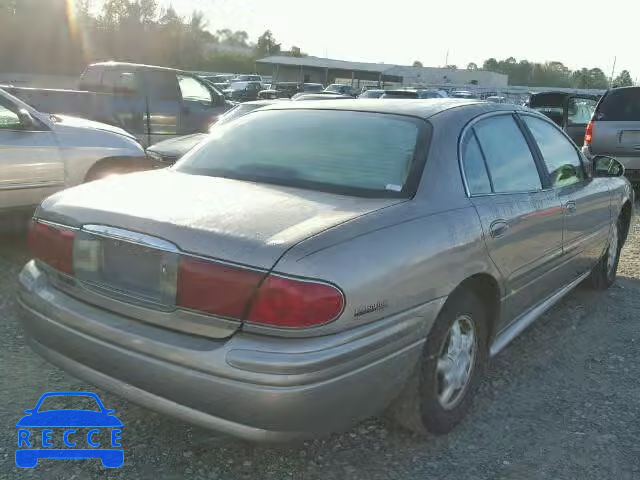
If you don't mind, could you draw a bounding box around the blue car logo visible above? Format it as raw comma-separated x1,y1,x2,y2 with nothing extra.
16,391,123,468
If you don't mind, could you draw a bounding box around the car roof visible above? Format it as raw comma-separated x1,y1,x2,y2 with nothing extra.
258,98,520,119
88,61,186,74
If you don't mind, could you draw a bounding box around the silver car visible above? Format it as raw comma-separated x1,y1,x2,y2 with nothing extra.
18,100,633,441
0,88,149,213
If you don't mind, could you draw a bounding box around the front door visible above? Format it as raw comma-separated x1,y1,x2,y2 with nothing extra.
564,95,598,146
461,113,565,328
520,114,611,277
0,97,64,211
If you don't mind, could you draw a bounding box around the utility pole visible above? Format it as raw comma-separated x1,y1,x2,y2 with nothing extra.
609,56,617,86
444,50,449,67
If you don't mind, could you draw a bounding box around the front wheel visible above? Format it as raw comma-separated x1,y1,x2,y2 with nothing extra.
589,219,622,290
389,290,488,435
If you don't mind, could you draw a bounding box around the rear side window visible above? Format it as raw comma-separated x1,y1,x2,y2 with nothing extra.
473,115,542,193
596,88,640,121
147,72,181,100
461,133,492,195
101,69,139,94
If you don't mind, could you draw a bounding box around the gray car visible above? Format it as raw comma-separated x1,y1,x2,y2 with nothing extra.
583,86,640,187
18,99,633,442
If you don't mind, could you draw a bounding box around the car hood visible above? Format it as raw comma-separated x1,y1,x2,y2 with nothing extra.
147,133,208,158
38,170,404,269
16,410,123,428
51,114,137,141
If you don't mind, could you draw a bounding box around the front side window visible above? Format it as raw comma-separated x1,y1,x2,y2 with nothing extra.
177,109,423,197
0,103,21,130
178,75,212,103
473,115,542,193
522,115,585,188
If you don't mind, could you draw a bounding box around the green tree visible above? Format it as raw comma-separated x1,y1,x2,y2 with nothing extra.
466,62,478,70
444,64,457,70
413,60,423,68
256,30,281,57
614,70,633,87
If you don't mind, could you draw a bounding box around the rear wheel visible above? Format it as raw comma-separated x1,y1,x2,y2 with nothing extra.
589,218,622,290
389,290,488,435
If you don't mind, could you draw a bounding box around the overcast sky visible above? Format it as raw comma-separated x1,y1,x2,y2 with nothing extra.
157,0,636,79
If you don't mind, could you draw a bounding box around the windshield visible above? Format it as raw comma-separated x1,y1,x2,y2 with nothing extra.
213,103,264,128
360,90,384,98
177,109,422,197
229,82,249,90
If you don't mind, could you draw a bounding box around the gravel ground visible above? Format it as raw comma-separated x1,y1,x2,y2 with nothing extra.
1,212,639,480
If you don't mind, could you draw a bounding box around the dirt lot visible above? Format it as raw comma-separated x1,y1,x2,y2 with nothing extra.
1,213,639,480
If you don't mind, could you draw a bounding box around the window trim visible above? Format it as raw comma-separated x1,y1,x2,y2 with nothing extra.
458,111,547,197
516,111,589,189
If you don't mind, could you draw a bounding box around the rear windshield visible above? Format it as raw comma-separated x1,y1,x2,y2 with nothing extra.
176,109,425,197
596,88,640,121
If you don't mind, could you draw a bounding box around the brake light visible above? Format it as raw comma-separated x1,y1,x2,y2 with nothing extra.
27,221,75,275
584,120,593,146
248,275,344,328
176,257,263,318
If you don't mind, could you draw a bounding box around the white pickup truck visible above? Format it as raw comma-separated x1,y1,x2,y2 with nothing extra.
0,88,152,213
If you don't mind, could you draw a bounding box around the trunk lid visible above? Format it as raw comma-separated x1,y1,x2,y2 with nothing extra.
37,169,403,337
40,169,401,268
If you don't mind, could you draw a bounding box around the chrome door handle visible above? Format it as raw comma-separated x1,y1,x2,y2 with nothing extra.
489,220,509,238
564,201,577,214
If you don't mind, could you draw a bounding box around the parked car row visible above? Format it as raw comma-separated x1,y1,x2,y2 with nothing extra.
13,91,634,443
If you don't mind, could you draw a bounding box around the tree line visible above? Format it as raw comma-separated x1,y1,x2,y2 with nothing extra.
471,58,632,88
0,0,295,76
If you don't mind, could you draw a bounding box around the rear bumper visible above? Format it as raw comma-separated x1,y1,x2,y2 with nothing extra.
18,261,443,442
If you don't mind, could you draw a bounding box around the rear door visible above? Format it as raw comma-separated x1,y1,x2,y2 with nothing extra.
143,70,181,145
0,96,64,210
564,95,598,146
520,113,611,277
461,113,564,327
589,87,640,178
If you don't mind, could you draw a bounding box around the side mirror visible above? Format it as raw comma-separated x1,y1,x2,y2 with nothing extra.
593,155,625,178
17,109,35,129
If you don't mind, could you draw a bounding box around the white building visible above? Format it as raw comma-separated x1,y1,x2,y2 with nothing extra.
256,55,508,88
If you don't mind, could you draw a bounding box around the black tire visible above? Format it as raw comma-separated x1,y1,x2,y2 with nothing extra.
589,218,622,290
388,289,488,435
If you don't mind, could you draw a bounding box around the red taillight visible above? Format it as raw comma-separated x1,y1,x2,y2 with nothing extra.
248,275,344,328
177,256,344,328
584,120,593,146
176,257,263,318
28,221,75,275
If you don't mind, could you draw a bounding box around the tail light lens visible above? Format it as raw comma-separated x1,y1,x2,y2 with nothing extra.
248,275,344,328
177,256,344,328
177,257,263,318
28,221,75,275
584,120,593,146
